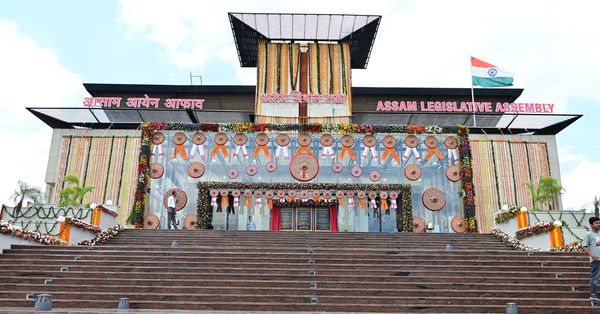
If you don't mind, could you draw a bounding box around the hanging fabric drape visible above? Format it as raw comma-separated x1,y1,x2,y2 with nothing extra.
329,205,339,232
271,206,281,231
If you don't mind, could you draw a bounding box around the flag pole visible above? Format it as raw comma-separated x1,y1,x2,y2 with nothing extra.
470,54,477,128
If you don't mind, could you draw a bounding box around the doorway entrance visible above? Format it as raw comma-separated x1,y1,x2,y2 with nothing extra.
278,207,331,231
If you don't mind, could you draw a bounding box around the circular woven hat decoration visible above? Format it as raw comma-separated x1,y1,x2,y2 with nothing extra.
335,191,345,198
150,163,164,179
255,133,269,146
331,162,343,173
446,165,461,182
265,190,274,199
209,190,219,197
451,216,467,233
288,190,297,198
380,192,388,199
424,136,439,149
151,132,165,145
444,136,458,149
246,164,258,176
389,191,399,199
266,161,277,172
369,170,381,182
320,134,334,147
404,135,419,148
172,131,187,145
357,191,366,199
227,167,239,179
422,188,446,211
276,134,291,146
297,134,312,147
187,162,205,178
413,216,426,233
341,135,355,147
300,190,310,199
323,191,332,199
368,191,377,199
404,164,422,181
289,154,319,181
163,189,188,211
276,190,286,198
350,166,363,177
219,189,229,197
244,190,253,197
184,214,197,230
192,132,206,145
362,134,377,147
382,135,397,149
253,190,263,197
347,191,356,198
312,190,321,198
231,189,241,197
143,214,160,229
233,133,248,146
214,133,228,145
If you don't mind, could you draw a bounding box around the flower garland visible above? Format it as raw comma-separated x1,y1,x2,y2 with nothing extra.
273,199,339,208
494,206,520,224
76,225,123,246
64,217,102,234
492,228,539,251
196,182,413,232
0,220,66,245
458,126,477,232
514,220,567,240
550,242,584,252
95,205,118,217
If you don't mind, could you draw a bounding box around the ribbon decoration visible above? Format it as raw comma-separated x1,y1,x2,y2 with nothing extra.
425,147,443,161
517,211,529,229
211,143,229,158
550,226,564,248
275,145,290,160
390,199,397,209
402,147,421,163
358,197,365,209
313,196,321,202
244,196,251,209
255,197,262,208
210,196,218,207
321,146,335,159
221,195,229,208
381,147,401,163
233,196,240,208
295,146,315,157
339,146,356,160
253,144,271,159
348,197,355,209
448,148,459,165
337,197,344,207
233,143,249,159
173,144,188,160
91,207,102,227
369,197,377,209
59,221,71,244
361,146,378,160
381,199,389,211
267,197,273,209
152,143,164,158
189,143,205,159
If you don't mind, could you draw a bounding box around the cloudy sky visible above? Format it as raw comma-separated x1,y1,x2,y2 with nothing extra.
0,0,599,211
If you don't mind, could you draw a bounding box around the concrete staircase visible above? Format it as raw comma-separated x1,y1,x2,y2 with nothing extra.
0,230,594,313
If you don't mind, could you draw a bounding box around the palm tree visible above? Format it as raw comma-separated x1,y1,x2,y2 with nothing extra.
10,181,43,218
58,174,95,207
594,196,599,218
526,176,564,210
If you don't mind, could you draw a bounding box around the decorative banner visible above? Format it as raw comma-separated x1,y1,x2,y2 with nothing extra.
275,134,291,160
172,132,188,160
380,191,389,213
143,214,160,229
254,190,263,209
339,135,356,161
184,214,197,230
445,165,460,182
312,190,321,202
295,134,315,157
163,189,188,211
266,160,278,172
424,136,443,161
253,133,272,159
351,166,363,177
413,216,426,233
150,163,164,179
59,221,71,243
290,154,319,181
211,133,229,158
368,191,377,209
451,216,467,233
369,170,381,182
357,191,366,209
227,167,239,179
288,190,297,201
188,162,206,178
151,132,165,157
336,190,345,207
265,190,274,209
381,135,400,163
403,135,421,163
233,133,249,159
244,190,253,209
550,226,564,248
220,189,230,211
422,188,446,211
190,132,207,159
361,134,378,160
404,164,422,181
246,164,258,176
232,189,241,209
210,190,219,208
444,136,459,165
320,134,335,159
517,211,529,229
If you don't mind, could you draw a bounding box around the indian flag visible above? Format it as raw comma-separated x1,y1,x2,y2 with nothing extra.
471,57,513,87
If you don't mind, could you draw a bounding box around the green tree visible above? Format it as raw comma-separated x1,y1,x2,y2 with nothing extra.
58,174,95,207
10,180,43,218
526,176,564,211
